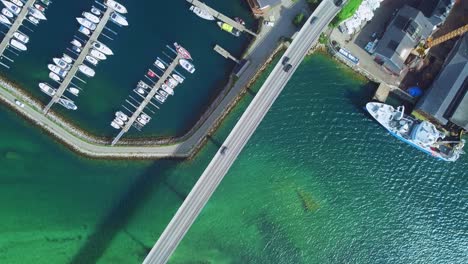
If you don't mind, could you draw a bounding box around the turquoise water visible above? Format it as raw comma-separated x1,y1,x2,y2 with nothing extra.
0,54,467,263
0,0,254,137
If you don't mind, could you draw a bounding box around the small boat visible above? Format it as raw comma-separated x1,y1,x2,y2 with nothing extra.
189,5,215,21
110,12,128,26
140,113,151,122
1,8,13,18
53,58,71,70
154,94,166,103
161,84,174,95
41,0,50,6
235,17,245,25
34,4,45,12
85,55,98,65
71,39,82,48
62,54,73,64
217,22,240,37
58,97,78,110
114,117,124,126
83,11,99,23
172,73,184,83
110,121,121,129
2,1,20,15
91,6,101,16
0,13,10,25
137,81,150,89
92,41,113,55
68,87,80,96
167,77,178,87
39,83,56,96
174,42,192,60
76,17,96,30
79,64,95,77
105,0,127,14
78,25,91,36
136,117,147,125
29,7,47,20
49,72,61,82
154,59,165,70
71,45,81,53
179,58,195,74
147,69,156,78
158,89,168,97
48,64,68,77
10,39,27,51
135,87,145,94
27,15,39,24
11,0,23,7
115,111,128,121
90,48,106,60
13,31,28,43
165,80,175,89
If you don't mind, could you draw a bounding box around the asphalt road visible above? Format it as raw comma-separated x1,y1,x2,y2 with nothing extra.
142,1,342,263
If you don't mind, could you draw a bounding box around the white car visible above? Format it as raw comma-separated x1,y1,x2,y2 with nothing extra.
263,20,274,27
14,99,25,108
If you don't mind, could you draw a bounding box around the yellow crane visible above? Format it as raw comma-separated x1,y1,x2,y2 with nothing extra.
416,24,468,56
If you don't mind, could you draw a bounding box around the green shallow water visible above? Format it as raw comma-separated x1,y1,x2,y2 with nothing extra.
0,54,467,264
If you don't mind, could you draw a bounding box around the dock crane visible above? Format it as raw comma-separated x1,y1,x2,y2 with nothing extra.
416,24,468,56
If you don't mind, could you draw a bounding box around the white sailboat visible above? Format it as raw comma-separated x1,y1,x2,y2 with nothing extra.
49,72,61,82
92,41,113,55
68,87,80,96
11,0,23,7
85,55,98,65
58,97,78,110
179,59,195,73
76,17,96,30
78,25,91,36
0,14,10,25
53,58,71,70
105,0,127,14
29,7,47,20
39,82,56,96
189,5,215,21
13,31,29,43
83,11,99,23
90,48,106,60
172,73,184,83
1,8,13,18
2,1,20,15
79,64,95,77
154,59,165,70
110,12,128,26
48,64,68,77
10,39,27,51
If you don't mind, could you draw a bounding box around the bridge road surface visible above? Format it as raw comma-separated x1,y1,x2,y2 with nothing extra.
43,7,113,113
0,0,36,56
142,1,342,263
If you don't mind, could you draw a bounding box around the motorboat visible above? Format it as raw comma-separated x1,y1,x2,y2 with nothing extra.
83,11,99,23
11,0,22,7
167,77,178,87
76,17,96,31
34,4,45,12
110,12,128,26
79,64,95,77
217,22,240,37
161,84,174,95
91,6,101,16
172,73,184,83
158,89,168,98
174,42,192,60
68,87,80,96
13,31,29,43
49,72,61,82
137,81,150,89
85,55,98,65
137,117,147,125
140,113,151,122
110,121,121,129
165,80,175,89
78,25,91,36
235,17,246,25
154,94,166,103
92,41,113,55
62,53,73,64
90,48,106,60
2,1,20,15
10,39,26,51
53,58,71,70
154,59,165,70
105,0,127,14
39,83,56,96
179,58,195,73
0,14,10,25
147,69,156,78
189,5,215,21
48,64,68,77
41,0,50,6
71,39,82,48
58,97,77,110
27,15,39,24
135,87,145,95
71,45,81,53
2,8,13,18
29,7,47,20
114,117,124,126
115,111,128,121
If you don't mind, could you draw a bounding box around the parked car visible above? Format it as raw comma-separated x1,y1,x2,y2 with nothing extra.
14,99,24,108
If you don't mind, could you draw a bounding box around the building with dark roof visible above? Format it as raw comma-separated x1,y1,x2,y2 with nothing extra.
416,33,468,130
245,0,281,16
418,0,455,27
373,5,435,75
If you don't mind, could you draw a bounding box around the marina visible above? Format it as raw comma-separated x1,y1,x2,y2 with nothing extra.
42,0,128,113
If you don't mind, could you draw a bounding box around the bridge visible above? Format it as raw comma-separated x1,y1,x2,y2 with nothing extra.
142,0,343,263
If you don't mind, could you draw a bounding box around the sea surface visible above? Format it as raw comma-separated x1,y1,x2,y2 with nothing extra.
0,54,466,263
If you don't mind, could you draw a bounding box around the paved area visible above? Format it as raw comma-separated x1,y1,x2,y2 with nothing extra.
141,1,341,263
0,0,36,56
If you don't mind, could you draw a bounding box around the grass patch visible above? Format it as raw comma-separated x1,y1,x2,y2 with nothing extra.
293,12,306,27
319,32,328,44
331,0,363,27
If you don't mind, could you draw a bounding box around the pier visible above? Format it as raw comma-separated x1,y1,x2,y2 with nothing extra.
213,44,239,63
43,7,113,113
186,0,257,37
0,0,37,68
111,54,182,145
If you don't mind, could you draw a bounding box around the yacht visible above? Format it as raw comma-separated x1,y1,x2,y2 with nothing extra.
90,48,106,60
189,5,215,20
68,87,80,96
83,11,99,23
161,84,174,95
85,55,98,65
105,0,127,14
39,82,56,96
53,58,71,70
137,117,147,125
217,22,240,37
158,89,168,98
92,41,113,55
91,6,101,16
0,13,10,25
78,25,91,36
165,80,175,89
172,73,184,83
167,77,178,87
154,59,165,70
71,39,82,48
29,7,47,20
115,111,128,121
40,0,50,6
27,15,39,24
48,64,68,77
154,94,166,103
76,17,96,30
62,54,73,64
71,45,81,53
13,31,29,43
110,12,128,26
110,121,121,129
34,3,45,12
114,117,124,126
49,72,61,82
2,1,20,15
140,113,151,122
135,87,145,95
179,59,195,73
174,42,192,60
137,81,150,89
10,39,27,51
79,64,95,77
11,0,22,7
1,8,13,18
58,97,77,110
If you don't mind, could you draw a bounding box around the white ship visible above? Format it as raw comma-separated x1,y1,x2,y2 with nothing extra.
189,5,215,20
179,58,195,74
39,82,56,96
58,97,77,110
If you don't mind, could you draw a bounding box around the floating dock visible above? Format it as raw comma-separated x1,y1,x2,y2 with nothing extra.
186,0,257,37
43,7,113,113
214,45,239,63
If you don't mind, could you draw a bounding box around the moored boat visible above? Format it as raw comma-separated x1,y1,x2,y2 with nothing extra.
85,55,98,65
83,11,99,23
48,64,68,77
1,7,13,18
53,57,71,70
92,41,113,55
49,72,61,82
217,22,240,37
167,77,178,87
34,3,45,12
10,39,27,51
179,58,195,73
115,111,128,121
13,31,28,43
11,0,22,7
154,59,165,70
29,7,47,20
2,1,20,15
161,84,174,95
114,117,124,126
105,0,127,14
68,87,80,96
39,82,56,96
189,5,215,20
76,17,96,30
172,73,184,83
27,15,39,24
154,94,166,103
110,12,128,26
78,25,91,36
71,39,82,48
110,121,121,129
91,6,101,16
78,64,95,77
41,0,50,6
90,48,106,60
174,42,192,60
0,14,10,25
62,54,73,64
58,97,77,110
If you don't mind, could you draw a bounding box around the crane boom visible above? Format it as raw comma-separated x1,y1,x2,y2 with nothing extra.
426,24,468,48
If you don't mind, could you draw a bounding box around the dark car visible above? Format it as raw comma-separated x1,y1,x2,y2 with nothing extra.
282,56,290,65
220,146,227,154
310,16,317,24
283,63,292,72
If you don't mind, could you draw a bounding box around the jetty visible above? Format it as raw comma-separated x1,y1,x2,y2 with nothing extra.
214,44,239,63
43,7,113,113
111,54,182,145
186,0,257,37
0,0,37,68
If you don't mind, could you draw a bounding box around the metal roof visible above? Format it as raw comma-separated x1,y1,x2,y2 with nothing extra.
257,0,281,9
